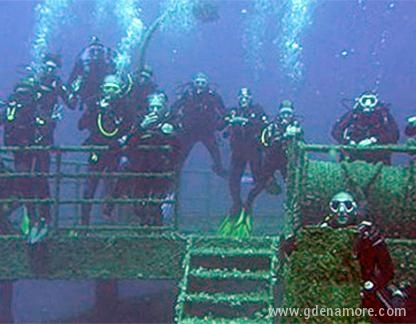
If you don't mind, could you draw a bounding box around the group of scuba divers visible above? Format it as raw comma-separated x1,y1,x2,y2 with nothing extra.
0,36,416,321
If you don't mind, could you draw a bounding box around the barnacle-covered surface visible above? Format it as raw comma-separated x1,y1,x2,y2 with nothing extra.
0,229,186,280
281,227,364,323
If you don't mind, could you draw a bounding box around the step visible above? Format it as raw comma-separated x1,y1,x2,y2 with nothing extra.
185,291,272,306
180,315,272,324
189,267,271,281
189,236,278,252
189,247,275,257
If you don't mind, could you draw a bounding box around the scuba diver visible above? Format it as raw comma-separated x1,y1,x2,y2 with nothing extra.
0,155,17,235
244,100,303,213
1,76,53,243
26,54,74,242
405,115,416,139
331,91,399,165
114,91,181,226
321,192,416,322
130,64,158,115
171,72,227,177
67,36,117,111
78,73,135,225
225,87,268,215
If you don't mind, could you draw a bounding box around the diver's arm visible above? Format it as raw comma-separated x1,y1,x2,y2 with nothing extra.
371,241,394,290
331,111,354,144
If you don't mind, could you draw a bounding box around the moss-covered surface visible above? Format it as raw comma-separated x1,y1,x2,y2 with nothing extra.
280,227,416,323
0,229,187,280
281,227,364,323
387,238,416,285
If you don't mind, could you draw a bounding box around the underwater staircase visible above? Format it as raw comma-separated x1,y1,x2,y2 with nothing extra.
175,236,279,323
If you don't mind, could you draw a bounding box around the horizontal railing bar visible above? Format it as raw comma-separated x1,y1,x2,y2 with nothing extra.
301,143,416,153
0,198,175,204
0,172,175,179
57,225,176,231
0,145,172,152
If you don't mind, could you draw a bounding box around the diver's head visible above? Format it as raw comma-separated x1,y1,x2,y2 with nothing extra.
101,74,123,98
192,72,209,94
12,77,36,104
279,100,294,124
42,53,62,75
89,36,101,46
88,36,106,61
138,64,153,84
147,91,169,118
354,91,379,114
329,191,358,228
238,87,252,109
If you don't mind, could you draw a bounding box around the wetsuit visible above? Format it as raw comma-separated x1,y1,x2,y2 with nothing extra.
68,42,117,111
245,117,303,210
121,114,181,226
172,86,226,175
225,104,268,214
331,105,399,165
79,91,134,225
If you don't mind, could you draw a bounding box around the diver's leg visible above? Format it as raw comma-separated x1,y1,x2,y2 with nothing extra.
229,151,246,214
201,133,226,176
246,164,275,212
81,162,101,225
36,152,51,224
177,131,197,172
249,148,263,184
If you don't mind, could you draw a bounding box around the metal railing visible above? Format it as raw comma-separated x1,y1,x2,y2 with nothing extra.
0,145,178,231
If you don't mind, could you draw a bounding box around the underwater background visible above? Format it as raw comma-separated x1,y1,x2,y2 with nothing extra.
0,0,415,322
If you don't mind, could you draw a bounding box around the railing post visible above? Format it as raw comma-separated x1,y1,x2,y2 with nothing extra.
53,151,62,230
206,169,211,219
173,172,180,231
74,163,81,223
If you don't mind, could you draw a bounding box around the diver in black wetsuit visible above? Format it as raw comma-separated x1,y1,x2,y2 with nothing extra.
2,77,48,242
171,72,227,177
79,73,135,225
225,87,268,215
68,36,117,111
331,91,399,165
245,100,303,212
130,64,158,116
117,91,181,226
28,54,74,241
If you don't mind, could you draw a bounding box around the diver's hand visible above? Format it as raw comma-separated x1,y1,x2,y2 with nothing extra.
140,112,159,129
407,137,416,146
358,137,377,146
407,115,416,126
229,116,249,125
51,105,63,121
118,135,128,147
285,124,302,138
161,123,174,134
